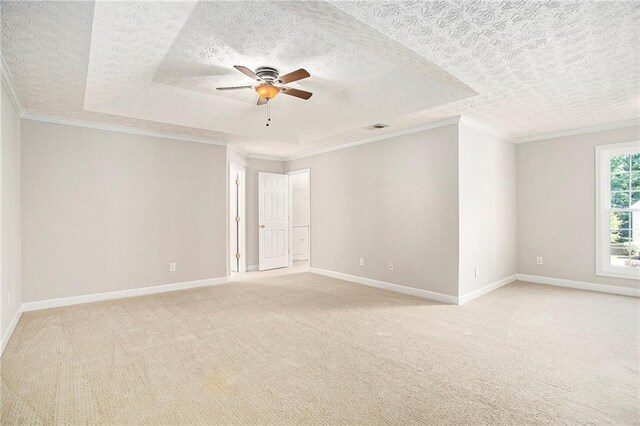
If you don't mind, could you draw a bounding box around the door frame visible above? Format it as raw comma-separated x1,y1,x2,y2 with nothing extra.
229,162,246,274
287,168,311,267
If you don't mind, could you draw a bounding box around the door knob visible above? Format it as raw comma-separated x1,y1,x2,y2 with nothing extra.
260,224,266,228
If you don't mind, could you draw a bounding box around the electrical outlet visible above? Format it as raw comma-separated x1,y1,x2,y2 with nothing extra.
536,257,543,265
359,258,365,267
389,262,394,271
169,263,176,272
474,266,480,277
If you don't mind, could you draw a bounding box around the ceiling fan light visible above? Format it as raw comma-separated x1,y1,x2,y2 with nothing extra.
255,84,279,100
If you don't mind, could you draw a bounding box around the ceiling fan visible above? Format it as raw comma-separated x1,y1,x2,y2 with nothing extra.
216,65,313,106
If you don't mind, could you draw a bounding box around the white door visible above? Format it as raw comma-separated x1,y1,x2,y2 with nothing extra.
259,172,289,270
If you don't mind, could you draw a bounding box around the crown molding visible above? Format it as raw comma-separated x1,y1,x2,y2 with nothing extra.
0,53,25,116
22,112,228,146
286,116,462,161
248,115,512,161
459,116,513,142
247,153,287,162
516,118,640,144
2,51,227,147
227,145,248,158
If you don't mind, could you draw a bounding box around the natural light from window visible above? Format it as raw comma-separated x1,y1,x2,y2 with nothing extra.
596,142,640,279
609,153,640,268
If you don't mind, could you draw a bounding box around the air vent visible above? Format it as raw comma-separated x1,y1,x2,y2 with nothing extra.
368,123,389,130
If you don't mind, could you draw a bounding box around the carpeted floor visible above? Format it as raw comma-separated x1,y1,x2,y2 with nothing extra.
1,273,639,425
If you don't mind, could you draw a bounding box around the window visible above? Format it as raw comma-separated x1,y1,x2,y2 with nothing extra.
596,141,640,279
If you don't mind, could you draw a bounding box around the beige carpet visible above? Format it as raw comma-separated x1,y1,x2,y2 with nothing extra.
1,274,639,425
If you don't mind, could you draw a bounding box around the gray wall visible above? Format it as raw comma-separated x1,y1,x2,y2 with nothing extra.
1,84,22,340
291,172,310,226
458,124,517,296
517,125,640,289
227,148,247,168
244,158,285,268
15,115,638,307
287,124,460,297
21,120,227,302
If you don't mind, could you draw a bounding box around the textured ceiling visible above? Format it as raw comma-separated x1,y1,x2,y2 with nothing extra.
83,1,474,144
1,1,639,158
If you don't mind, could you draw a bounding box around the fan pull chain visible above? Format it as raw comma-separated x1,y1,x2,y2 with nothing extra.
266,99,271,127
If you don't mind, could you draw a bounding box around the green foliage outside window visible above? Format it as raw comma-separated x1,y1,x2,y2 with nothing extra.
610,154,639,259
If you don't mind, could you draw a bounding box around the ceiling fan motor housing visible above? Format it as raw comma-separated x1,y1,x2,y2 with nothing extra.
216,65,312,110
255,66,279,82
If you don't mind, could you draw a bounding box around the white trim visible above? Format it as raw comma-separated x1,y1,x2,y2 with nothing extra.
287,168,311,177
22,113,228,146
20,276,229,312
247,264,259,271
0,57,3,358
459,116,513,142
237,165,246,273
287,169,311,268
595,141,640,280
227,145,248,158
229,163,246,274
0,54,25,116
310,267,459,304
248,154,287,162
516,118,640,144
516,274,640,297
458,275,517,305
287,116,462,161
0,308,22,357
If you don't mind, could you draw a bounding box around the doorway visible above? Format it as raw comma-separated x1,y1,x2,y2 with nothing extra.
288,169,310,267
254,169,311,273
229,163,245,273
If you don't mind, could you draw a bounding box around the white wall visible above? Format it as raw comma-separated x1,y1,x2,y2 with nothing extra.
245,158,285,268
1,83,22,342
458,124,517,296
21,119,227,302
287,124,460,297
517,125,640,289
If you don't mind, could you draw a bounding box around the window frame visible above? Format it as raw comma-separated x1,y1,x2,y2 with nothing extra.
595,141,640,280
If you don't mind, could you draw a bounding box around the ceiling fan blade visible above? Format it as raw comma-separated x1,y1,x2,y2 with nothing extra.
279,86,313,100
257,96,268,106
276,68,310,84
234,65,262,81
216,85,253,91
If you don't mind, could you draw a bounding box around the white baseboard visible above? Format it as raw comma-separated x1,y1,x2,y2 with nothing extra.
21,276,229,312
293,254,309,261
309,267,459,304
458,275,517,305
247,264,258,271
1,307,23,357
516,274,640,297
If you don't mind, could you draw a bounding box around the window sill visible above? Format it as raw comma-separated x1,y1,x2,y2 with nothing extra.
596,268,640,280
